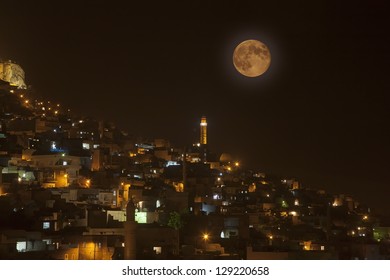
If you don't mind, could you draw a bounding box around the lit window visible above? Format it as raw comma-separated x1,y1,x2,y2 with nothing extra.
16,241,27,252
153,247,162,254
289,211,297,216
82,143,90,150
135,212,147,223
43,222,50,229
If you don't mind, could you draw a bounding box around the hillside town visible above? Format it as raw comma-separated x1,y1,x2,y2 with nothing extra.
0,60,389,260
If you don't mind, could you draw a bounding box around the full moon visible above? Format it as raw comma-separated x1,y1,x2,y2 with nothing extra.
233,39,271,77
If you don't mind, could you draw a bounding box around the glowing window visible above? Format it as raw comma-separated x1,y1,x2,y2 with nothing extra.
16,241,27,252
43,222,50,229
135,212,147,223
153,247,162,254
82,143,90,150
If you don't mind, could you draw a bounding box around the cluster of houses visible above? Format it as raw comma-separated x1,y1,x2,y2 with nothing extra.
1,71,389,260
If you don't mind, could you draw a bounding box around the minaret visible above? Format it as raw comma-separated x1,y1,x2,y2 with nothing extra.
200,116,207,145
124,198,137,259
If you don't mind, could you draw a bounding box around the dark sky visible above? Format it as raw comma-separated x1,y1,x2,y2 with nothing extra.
1,1,389,214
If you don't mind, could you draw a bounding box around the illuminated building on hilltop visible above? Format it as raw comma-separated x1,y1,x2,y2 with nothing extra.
200,116,207,145
0,60,27,89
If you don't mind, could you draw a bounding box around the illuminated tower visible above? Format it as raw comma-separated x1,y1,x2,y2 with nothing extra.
200,116,207,145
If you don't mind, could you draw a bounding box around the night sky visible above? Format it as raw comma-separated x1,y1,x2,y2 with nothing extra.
1,1,389,213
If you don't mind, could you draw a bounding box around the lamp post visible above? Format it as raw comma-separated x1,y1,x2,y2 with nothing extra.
268,235,273,246
202,233,209,251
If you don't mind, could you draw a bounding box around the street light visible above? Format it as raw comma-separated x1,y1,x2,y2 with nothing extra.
202,233,210,251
